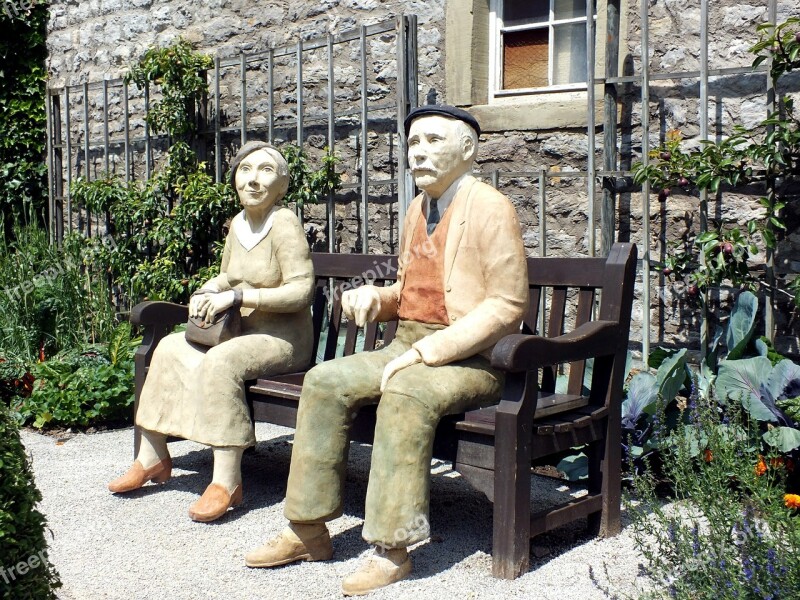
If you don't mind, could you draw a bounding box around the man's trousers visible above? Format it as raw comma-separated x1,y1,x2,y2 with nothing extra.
284,320,503,548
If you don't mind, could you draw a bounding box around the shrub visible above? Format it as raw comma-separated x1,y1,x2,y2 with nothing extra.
0,3,48,237
627,391,800,599
0,222,116,363
0,402,60,599
11,323,137,429
633,17,800,311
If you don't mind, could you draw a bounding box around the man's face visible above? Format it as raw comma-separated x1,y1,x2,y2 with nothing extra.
408,115,471,198
234,148,286,210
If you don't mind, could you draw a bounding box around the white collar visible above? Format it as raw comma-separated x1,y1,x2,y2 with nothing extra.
425,173,471,219
231,207,279,251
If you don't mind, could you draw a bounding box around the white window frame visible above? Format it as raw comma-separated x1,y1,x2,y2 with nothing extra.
489,0,597,100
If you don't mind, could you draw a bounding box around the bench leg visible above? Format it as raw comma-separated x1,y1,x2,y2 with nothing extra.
599,421,622,537
587,420,622,537
492,411,532,579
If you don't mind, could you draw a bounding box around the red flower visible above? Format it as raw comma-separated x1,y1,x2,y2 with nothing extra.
755,456,768,476
704,449,713,462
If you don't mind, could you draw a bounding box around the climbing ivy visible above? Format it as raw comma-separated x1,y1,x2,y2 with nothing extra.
0,2,49,236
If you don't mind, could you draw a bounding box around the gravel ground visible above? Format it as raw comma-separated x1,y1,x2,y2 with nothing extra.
22,423,649,599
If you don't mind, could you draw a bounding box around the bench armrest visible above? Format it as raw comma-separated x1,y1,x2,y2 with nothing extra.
131,301,189,328
491,320,620,373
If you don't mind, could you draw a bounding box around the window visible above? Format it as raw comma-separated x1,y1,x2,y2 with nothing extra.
489,0,597,99
445,0,617,131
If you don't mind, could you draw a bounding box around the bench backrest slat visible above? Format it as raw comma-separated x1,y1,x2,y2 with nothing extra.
567,287,597,395
310,254,400,364
323,282,346,361
523,286,541,335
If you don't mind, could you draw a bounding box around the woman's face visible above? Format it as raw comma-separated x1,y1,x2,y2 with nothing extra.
234,148,287,210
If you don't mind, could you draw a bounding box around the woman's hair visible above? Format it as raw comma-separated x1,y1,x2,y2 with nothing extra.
229,140,290,202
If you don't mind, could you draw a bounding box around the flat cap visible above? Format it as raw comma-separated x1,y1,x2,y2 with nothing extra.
404,104,481,137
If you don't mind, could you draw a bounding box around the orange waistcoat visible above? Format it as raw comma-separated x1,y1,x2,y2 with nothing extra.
397,203,454,325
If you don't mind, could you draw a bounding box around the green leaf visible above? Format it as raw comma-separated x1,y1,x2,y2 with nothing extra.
766,359,800,401
763,426,800,452
556,452,588,481
656,348,688,403
716,356,773,418
725,291,757,359
622,372,658,428
648,347,677,370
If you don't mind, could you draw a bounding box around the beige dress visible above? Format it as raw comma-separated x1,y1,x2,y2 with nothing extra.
136,207,315,448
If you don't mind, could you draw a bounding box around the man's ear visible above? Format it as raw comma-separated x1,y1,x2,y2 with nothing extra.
461,136,475,162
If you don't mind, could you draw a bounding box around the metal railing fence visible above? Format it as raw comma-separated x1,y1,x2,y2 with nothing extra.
45,3,798,362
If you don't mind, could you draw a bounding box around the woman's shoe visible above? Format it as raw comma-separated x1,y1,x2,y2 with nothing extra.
188,483,243,522
107,458,172,493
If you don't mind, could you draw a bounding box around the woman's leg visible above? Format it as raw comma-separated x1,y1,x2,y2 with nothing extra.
136,428,170,468
188,446,245,522
211,446,244,492
108,428,172,493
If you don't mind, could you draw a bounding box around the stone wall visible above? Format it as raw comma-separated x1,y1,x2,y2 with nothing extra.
45,0,800,354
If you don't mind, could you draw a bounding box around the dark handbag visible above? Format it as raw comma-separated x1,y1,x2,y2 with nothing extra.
185,288,243,347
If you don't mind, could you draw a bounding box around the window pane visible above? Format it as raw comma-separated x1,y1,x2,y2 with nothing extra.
552,21,589,84
502,28,549,89
553,0,591,20
503,1,549,27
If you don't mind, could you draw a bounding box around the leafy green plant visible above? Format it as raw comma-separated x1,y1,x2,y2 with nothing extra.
283,145,342,210
125,38,212,137
12,323,138,429
0,401,61,599
716,356,800,453
0,2,48,237
633,18,800,310
0,222,117,363
621,349,688,473
627,393,800,599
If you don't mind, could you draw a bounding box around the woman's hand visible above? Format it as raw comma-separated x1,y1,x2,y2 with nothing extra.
189,291,235,323
189,293,212,320
203,290,236,324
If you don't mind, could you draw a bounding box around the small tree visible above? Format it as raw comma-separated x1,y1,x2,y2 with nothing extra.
634,18,800,312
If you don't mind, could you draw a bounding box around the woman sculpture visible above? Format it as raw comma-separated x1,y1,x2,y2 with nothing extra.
108,141,315,522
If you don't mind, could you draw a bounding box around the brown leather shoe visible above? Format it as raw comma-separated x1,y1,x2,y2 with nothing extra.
245,523,333,568
341,549,412,596
188,483,243,522
108,458,172,493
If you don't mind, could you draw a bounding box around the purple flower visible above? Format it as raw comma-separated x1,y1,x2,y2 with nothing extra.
743,555,754,582
766,548,776,575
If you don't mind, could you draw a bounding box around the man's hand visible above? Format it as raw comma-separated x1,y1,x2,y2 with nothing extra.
380,348,422,392
342,286,382,327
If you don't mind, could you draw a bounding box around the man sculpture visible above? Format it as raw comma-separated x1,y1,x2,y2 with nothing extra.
245,105,529,595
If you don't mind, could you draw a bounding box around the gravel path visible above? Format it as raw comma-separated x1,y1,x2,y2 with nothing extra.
22,423,648,599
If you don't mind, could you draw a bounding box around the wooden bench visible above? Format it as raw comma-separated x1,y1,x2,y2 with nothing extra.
131,242,637,580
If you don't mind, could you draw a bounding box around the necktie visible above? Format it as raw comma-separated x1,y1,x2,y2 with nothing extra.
427,199,440,235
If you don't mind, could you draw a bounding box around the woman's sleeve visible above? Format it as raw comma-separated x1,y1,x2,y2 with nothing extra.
254,211,315,312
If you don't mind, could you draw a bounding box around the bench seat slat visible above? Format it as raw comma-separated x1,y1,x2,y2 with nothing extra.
454,392,590,435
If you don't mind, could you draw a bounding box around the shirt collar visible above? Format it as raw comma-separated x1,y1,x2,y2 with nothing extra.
424,172,471,218
231,206,279,251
